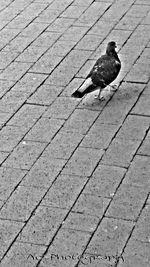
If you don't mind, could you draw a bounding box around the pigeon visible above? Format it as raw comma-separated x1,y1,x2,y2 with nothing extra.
72,41,121,100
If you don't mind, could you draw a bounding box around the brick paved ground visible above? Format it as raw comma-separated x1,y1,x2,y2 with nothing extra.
0,0,150,266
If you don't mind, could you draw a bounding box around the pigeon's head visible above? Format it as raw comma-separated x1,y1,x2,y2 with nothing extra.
106,41,117,54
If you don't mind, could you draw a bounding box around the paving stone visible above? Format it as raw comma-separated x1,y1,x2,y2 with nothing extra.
3,36,34,53
32,32,61,47
125,4,150,17
62,50,92,69
0,90,30,113
62,109,99,134
25,117,64,143
20,157,66,188
17,206,67,245
135,48,150,64
38,228,91,267
0,7,19,21
102,0,135,22
42,131,83,160
137,136,150,156
0,112,12,128
116,115,150,140
0,1,150,263
0,167,27,201
0,51,18,70
101,138,141,168
84,165,126,198
0,186,46,221
46,0,74,11
80,123,119,149
11,73,48,93
9,0,33,10
43,97,78,119
0,220,24,260
7,104,46,131
62,147,104,176
0,80,14,98
73,0,93,5
86,217,134,255
122,155,150,189
0,200,3,209
75,35,103,51
0,242,46,267
125,63,150,83
72,193,110,217
0,62,32,81
59,25,89,42
87,19,113,37
106,184,147,220
0,152,9,165
5,16,31,29
74,2,111,27
19,22,48,38
103,29,132,48
75,60,96,78
16,45,48,63
143,81,150,94
78,254,120,267
77,90,110,111
45,17,75,33
115,16,142,30
141,10,150,24
18,2,48,20
60,4,87,18
34,7,63,23
118,240,150,267
97,83,145,125
0,126,25,152
62,212,100,233
131,94,150,116
131,205,150,243
135,0,150,4
3,141,46,170
46,40,75,57
60,77,84,96
27,84,63,105
29,53,62,74
45,63,78,86
41,174,87,209
0,28,20,45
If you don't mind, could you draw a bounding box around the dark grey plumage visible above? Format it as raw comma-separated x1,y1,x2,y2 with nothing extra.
72,41,121,99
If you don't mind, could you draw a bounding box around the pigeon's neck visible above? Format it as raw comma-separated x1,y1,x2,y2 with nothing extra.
106,50,120,61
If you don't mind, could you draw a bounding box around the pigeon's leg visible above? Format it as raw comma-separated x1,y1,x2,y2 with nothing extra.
95,88,105,100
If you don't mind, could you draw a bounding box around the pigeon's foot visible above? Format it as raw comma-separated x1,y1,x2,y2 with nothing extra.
94,95,105,101
109,84,119,92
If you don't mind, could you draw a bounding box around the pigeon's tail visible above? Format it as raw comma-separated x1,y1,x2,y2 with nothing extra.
72,77,96,98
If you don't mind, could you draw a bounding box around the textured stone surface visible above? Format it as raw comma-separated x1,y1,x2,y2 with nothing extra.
83,165,126,198
0,185,47,221
0,0,150,265
25,117,65,143
106,184,147,220
41,174,88,209
38,228,91,267
17,206,67,245
0,167,27,201
3,141,47,170
62,147,104,176
86,218,134,255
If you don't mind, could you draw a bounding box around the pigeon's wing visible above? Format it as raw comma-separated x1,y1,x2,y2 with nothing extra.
87,55,121,87
87,56,106,79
